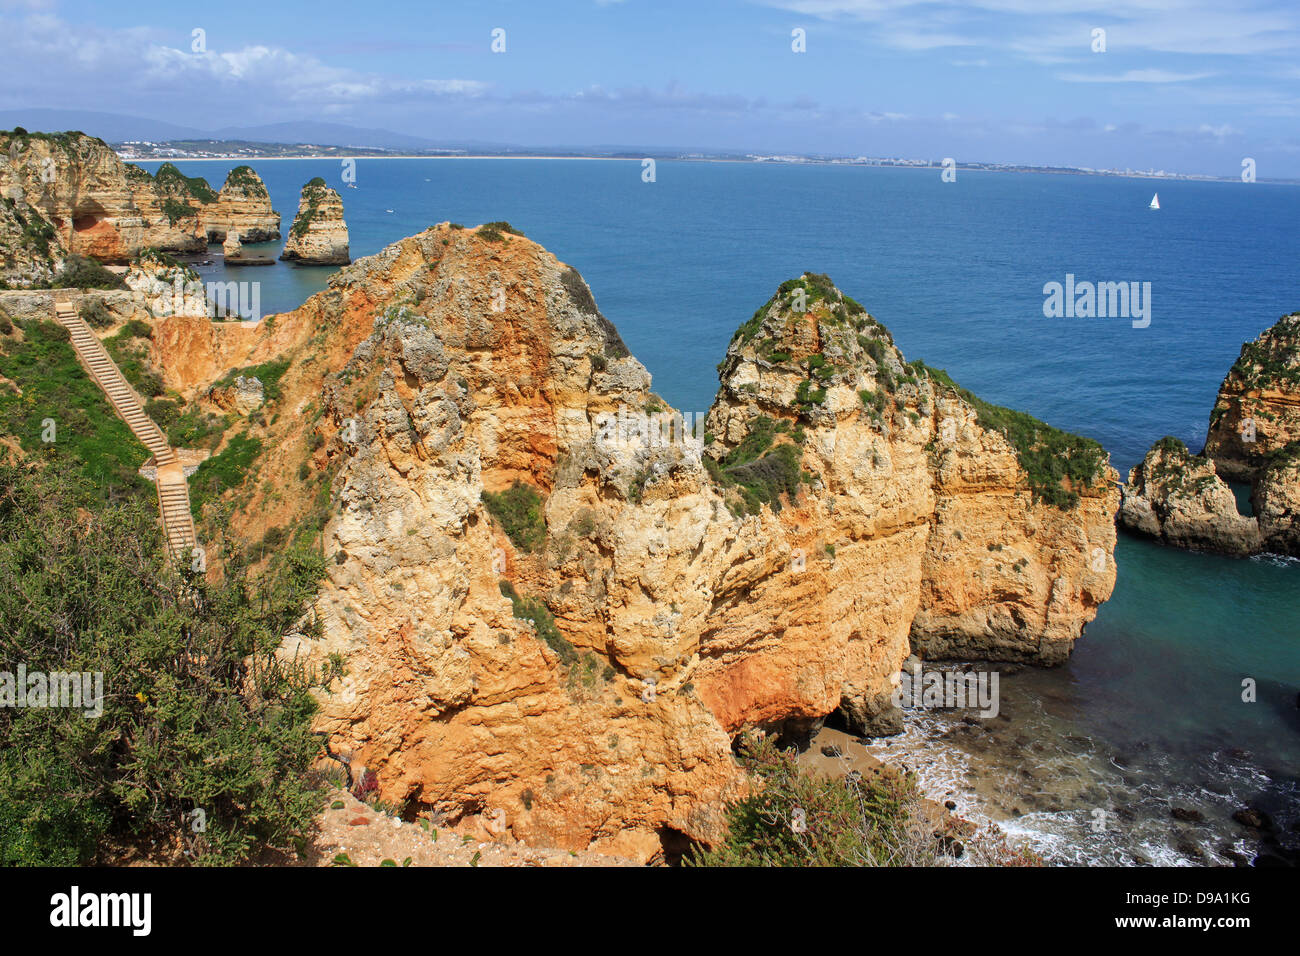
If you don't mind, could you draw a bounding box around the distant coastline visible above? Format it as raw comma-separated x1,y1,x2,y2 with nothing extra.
119,147,1300,185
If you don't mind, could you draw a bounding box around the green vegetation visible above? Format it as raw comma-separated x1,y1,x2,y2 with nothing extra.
0,463,328,865
1228,314,1300,390
77,297,114,329
167,404,229,450
215,357,291,402
482,480,547,552
703,416,806,516
477,221,523,242
154,162,218,204
161,197,197,225
104,320,163,397
51,256,126,291
1,196,58,261
499,580,577,665
223,165,266,195
0,319,150,501
189,432,264,519
688,734,959,867
290,178,331,239
795,378,828,409
918,362,1106,509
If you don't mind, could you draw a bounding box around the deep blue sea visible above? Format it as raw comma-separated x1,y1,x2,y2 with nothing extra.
146,158,1300,865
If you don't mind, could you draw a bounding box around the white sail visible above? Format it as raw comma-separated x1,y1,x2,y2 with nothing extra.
1149,193,1160,210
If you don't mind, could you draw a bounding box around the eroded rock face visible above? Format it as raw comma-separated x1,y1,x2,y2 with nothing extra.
208,375,265,415
0,190,61,285
1119,437,1260,555
1253,457,1300,554
124,253,210,318
0,132,209,262
1203,313,1300,482
192,231,1116,860
204,166,280,243
280,179,349,265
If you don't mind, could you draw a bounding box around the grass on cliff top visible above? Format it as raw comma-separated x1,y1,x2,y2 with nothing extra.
477,221,523,243
0,319,151,503
917,362,1106,510
1229,313,1300,390
291,178,332,238
224,165,267,194
732,274,868,347
482,480,547,552
153,162,218,204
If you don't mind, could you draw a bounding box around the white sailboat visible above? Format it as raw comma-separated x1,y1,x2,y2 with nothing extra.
1149,192,1160,210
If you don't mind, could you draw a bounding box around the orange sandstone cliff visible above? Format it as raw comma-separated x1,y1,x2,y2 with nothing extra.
155,224,1119,861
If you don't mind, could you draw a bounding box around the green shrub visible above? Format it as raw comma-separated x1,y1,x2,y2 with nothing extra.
498,580,576,665
78,297,114,329
482,480,547,552
52,256,126,291
688,734,941,867
0,464,327,865
478,221,522,242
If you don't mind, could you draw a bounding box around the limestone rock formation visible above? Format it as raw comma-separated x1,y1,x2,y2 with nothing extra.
203,166,280,243
1121,312,1300,557
280,178,349,265
0,189,60,285
1118,437,1260,554
208,375,265,415
222,233,242,259
1253,456,1300,554
1203,312,1300,482
124,251,210,318
0,131,209,262
155,226,1118,860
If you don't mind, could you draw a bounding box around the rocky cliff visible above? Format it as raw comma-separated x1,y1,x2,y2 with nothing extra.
202,166,280,243
1118,437,1260,554
154,225,1117,860
0,131,285,274
280,178,349,265
0,132,211,262
1125,312,1300,556
1203,312,1300,481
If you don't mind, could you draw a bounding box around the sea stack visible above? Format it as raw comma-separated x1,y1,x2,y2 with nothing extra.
1118,437,1260,554
279,177,349,265
203,165,280,242
1123,312,1300,556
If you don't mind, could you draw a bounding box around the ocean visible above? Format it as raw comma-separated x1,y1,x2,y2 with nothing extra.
145,157,1300,865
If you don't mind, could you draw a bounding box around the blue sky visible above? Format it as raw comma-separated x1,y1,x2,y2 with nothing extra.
2,0,1298,176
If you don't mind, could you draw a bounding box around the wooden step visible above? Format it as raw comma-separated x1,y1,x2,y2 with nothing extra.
56,301,197,564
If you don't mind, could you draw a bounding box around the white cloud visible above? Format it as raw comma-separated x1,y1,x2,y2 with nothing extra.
1058,69,1215,83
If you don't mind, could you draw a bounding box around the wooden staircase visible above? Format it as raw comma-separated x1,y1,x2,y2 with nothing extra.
54,300,197,561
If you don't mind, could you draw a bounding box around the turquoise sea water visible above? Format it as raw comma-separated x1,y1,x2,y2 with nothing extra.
147,158,1300,864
